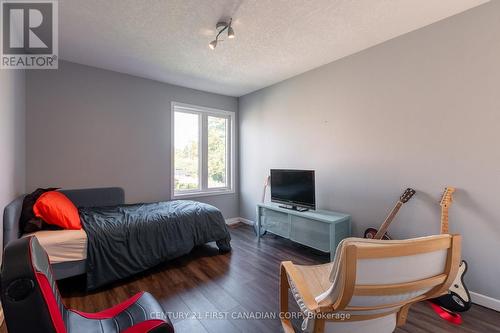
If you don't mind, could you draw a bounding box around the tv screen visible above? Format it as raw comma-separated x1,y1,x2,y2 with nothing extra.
270,169,315,210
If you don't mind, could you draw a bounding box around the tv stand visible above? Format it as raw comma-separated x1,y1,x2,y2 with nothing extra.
278,205,309,212
256,203,351,260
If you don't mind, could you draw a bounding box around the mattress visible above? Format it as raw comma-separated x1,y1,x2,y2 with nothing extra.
23,229,87,264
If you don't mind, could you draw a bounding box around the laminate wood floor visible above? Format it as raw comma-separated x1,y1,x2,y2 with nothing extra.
2,224,499,332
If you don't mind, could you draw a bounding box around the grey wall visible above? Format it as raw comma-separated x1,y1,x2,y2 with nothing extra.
26,61,238,218
239,1,500,300
0,70,26,253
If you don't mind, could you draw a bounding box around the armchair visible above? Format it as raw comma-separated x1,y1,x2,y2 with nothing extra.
280,234,461,333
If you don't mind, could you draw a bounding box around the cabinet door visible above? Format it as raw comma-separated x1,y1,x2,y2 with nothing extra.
332,220,350,252
261,209,290,238
290,216,330,252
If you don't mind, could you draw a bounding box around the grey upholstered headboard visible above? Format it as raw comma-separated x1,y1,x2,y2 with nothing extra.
2,187,125,249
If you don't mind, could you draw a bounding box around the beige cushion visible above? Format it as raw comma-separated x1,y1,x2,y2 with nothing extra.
288,263,333,330
318,235,449,306
288,272,397,333
295,263,334,298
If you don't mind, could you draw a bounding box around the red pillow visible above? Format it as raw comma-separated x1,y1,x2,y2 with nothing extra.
33,191,82,230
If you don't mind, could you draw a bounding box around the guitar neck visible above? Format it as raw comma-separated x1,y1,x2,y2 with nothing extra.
441,206,449,234
439,187,455,234
375,201,403,239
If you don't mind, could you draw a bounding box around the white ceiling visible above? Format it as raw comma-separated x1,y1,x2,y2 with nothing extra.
59,0,489,97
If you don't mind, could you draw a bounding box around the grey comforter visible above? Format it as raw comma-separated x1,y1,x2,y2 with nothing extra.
79,200,231,290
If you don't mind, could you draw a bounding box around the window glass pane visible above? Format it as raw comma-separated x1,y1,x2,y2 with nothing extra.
208,116,228,188
174,112,200,191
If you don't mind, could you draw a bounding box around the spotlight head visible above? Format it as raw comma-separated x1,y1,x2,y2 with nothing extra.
209,40,217,50
227,26,235,39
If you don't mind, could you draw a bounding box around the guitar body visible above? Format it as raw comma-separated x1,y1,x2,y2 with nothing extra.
432,260,471,312
363,227,391,240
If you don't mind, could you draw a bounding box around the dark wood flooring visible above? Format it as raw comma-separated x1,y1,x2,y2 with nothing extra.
2,224,499,332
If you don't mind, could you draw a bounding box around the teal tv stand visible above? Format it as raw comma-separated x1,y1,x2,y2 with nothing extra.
256,203,351,261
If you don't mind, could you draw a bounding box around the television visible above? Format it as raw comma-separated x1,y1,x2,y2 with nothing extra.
270,169,315,211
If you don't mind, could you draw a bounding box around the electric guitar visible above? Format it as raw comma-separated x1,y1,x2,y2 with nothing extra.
364,188,416,240
431,187,472,312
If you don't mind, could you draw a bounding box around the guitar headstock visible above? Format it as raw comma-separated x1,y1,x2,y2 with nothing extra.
264,175,270,187
400,188,416,203
440,187,456,208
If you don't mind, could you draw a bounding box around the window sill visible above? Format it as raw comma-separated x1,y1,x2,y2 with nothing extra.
171,189,235,200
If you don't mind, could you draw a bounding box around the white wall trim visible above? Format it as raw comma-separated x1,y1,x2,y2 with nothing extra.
225,218,241,226
225,217,255,226
470,292,500,312
239,218,255,226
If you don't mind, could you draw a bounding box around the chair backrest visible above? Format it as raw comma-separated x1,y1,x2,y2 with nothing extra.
316,234,461,319
1,236,67,333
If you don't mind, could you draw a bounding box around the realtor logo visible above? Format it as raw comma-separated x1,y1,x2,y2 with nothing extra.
1,0,58,69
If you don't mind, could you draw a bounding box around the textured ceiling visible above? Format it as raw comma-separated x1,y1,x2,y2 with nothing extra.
59,0,489,97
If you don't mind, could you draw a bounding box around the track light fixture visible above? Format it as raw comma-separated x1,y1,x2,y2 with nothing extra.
227,25,235,39
209,18,235,50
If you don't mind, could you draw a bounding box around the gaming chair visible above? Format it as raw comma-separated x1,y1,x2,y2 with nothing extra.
1,236,174,333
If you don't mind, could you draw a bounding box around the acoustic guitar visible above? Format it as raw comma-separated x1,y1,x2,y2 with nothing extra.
364,188,416,240
431,187,472,313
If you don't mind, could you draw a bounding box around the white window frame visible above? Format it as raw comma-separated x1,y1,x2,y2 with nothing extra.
171,102,235,199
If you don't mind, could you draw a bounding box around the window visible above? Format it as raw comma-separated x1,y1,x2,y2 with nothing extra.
172,102,234,198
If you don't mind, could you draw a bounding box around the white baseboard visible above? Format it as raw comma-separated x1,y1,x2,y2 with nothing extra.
225,218,241,226
225,217,255,226
471,292,500,312
239,217,255,226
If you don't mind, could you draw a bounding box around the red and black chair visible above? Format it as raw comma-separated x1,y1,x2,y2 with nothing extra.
1,236,174,333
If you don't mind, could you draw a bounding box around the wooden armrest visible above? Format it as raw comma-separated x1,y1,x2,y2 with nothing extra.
280,261,319,312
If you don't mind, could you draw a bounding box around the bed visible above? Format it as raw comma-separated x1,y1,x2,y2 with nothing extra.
3,187,231,290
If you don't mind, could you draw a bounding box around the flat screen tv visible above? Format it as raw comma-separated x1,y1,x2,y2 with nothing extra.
270,169,315,211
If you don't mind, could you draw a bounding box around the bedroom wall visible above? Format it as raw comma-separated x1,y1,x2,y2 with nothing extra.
26,61,239,218
239,1,500,304
0,70,26,254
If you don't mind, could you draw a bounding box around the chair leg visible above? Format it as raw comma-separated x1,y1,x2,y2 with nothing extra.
397,304,411,326
313,318,325,333
280,265,295,333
